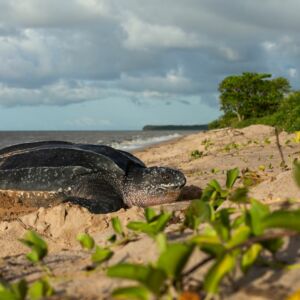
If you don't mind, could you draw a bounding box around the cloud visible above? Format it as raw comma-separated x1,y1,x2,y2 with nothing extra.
121,16,201,50
0,80,109,107
118,68,199,94
288,68,297,78
0,0,299,109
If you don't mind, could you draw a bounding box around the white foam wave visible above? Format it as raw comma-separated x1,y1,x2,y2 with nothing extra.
110,133,181,151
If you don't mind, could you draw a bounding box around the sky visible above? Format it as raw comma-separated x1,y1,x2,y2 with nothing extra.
0,0,299,130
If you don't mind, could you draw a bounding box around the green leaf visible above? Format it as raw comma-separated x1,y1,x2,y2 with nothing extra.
28,278,54,300
155,233,167,253
127,212,171,237
262,210,300,232
208,179,222,193
107,264,166,294
76,233,95,250
294,161,300,187
260,238,284,254
200,185,216,202
201,244,226,258
247,199,270,235
112,217,124,236
91,246,113,265
212,222,230,243
112,286,151,300
127,221,149,232
184,200,214,230
11,280,28,300
229,187,248,203
226,168,240,189
241,243,262,273
19,231,48,263
204,253,236,294
191,233,225,257
226,225,251,249
144,208,156,223
107,234,117,243
192,234,221,246
150,212,171,234
157,243,194,279
0,290,20,300
232,214,246,229
0,280,28,300
213,209,231,242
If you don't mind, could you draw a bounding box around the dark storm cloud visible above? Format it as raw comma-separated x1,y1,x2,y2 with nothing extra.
0,0,299,107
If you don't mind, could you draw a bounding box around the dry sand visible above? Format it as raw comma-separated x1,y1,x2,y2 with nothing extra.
1,125,300,299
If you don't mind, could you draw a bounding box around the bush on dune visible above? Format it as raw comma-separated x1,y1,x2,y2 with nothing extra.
209,72,300,132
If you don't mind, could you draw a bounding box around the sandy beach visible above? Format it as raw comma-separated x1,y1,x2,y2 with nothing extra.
1,125,300,299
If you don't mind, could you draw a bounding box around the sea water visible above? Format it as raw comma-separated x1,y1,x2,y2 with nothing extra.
0,130,196,152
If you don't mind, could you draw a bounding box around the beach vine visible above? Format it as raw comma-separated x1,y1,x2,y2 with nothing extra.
2,164,300,299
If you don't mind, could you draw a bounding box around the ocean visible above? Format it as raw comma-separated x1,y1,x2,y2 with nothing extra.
0,130,195,152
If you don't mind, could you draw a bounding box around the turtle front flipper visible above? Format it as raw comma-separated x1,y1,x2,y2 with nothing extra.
67,174,124,213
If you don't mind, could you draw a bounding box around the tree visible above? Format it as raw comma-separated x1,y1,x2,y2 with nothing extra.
219,72,290,122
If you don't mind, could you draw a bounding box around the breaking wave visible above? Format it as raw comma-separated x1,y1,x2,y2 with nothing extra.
110,133,181,151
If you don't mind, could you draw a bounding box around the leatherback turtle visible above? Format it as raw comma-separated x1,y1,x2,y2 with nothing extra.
0,141,186,214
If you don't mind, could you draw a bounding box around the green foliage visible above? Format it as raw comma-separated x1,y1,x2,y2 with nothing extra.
226,168,239,189
293,160,300,187
274,91,300,132
28,278,54,300
241,243,262,273
184,199,214,230
112,216,124,236
77,232,114,267
201,138,214,150
144,207,156,223
210,89,300,132
0,278,54,300
261,210,300,232
127,210,171,237
91,246,113,265
19,231,48,263
190,150,203,159
108,168,300,299
8,165,300,299
208,112,238,129
156,243,194,279
0,279,27,300
247,199,270,235
223,142,240,152
112,286,151,300
5,232,55,299
107,264,167,295
204,253,236,294
108,242,194,298
106,167,300,298
76,233,95,250
218,72,290,121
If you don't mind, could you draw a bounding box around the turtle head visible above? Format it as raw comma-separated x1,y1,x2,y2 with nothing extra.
123,166,186,207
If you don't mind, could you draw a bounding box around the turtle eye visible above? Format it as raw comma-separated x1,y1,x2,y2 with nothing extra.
163,174,172,181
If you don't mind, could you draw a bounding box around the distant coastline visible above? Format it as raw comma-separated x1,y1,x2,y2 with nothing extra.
142,124,208,131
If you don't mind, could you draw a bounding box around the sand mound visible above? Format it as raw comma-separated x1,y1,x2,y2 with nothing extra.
251,170,300,201
0,203,147,257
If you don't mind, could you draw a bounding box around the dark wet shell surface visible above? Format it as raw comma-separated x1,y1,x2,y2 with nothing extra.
0,141,145,193
0,141,145,171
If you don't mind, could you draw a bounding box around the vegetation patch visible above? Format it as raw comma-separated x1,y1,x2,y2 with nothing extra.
3,164,300,299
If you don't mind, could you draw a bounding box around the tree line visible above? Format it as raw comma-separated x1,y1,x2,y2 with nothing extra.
209,72,300,132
